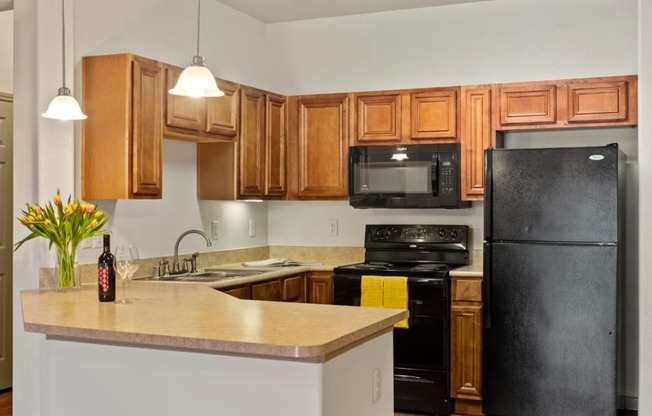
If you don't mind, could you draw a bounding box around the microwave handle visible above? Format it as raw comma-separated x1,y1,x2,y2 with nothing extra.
431,155,439,196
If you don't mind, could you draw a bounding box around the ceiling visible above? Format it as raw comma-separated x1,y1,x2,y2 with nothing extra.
0,0,12,12
215,0,492,23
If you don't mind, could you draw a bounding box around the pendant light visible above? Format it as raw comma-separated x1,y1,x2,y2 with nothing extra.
169,0,224,98
42,0,87,121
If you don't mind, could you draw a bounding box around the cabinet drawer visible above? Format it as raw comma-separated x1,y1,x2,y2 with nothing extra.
252,280,283,301
283,274,305,302
452,278,482,302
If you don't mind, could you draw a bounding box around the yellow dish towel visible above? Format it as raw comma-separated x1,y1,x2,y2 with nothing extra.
383,276,409,329
360,275,409,329
361,276,384,308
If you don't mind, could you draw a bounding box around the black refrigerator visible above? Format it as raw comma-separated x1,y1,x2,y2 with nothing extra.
483,144,624,416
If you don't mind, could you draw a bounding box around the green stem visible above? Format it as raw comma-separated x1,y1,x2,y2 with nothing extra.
57,247,78,289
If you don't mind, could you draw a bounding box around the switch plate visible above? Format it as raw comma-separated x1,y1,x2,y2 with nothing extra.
211,221,220,240
93,235,103,248
81,238,93,249
249,219,256,238
327,219,338,237
372,367,381,403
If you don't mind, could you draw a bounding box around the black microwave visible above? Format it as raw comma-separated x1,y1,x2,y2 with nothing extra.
348,143,470,209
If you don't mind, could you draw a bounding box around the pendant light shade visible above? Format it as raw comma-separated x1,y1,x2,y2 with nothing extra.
42,87,87,120
169,0,223,98
42,0,87,121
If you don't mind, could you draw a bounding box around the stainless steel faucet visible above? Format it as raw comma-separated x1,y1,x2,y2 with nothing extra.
172,230,212,274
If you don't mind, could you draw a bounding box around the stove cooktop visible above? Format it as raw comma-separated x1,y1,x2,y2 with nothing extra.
334,261,456,276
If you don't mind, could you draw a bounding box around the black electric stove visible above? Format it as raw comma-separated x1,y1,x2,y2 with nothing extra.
333,224,470,416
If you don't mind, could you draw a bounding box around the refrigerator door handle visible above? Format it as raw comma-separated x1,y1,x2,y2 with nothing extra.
483,242,491,329
484,148,493,240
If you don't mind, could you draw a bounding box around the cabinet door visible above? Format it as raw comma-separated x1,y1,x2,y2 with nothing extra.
355,92,402,143
282,274,305,302
295,94,349,198
410,90,457,140
567,80,628,123
252,280,283,301
265,94,287,197
460,87,492,201
206,79,239,137
308,272,333,304
221,285,251,300
239,87,265,197
498,84,556,126
165,65,205,131
131,56,163,197
450,304,482,400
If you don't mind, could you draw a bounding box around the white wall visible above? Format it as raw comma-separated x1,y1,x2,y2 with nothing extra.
637,0,651,414
268,201,484,249
0,10,12,94
267,0,638,95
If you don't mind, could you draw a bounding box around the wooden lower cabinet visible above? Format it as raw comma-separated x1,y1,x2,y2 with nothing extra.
219,273,307,302
450,275,483,415
221,285,251,300
308,271,333,304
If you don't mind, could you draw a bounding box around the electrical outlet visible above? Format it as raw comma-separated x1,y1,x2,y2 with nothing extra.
372,367,381,403
81,238,93,249
211,220,220,240
93,235,103,248
327,219,338,237
249,219,256,238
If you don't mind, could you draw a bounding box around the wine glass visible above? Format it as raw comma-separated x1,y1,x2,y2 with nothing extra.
114,245,139,304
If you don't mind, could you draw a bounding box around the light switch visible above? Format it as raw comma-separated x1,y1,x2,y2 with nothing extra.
211,221,220,240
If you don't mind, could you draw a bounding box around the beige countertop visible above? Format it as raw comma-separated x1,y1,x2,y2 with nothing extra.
21,282,407,362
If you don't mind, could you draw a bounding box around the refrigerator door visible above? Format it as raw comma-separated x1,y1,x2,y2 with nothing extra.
483,242,618,416
487,146,619,243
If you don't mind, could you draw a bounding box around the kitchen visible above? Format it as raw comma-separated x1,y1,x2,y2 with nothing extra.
6,0,652,415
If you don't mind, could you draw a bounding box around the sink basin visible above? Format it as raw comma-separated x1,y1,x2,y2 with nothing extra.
138,269,266,282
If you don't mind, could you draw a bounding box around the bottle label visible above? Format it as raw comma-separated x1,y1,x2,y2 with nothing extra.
98,263,111,294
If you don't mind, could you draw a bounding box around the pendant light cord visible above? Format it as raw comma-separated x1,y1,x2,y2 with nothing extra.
61,0,66,89
196,0,201,57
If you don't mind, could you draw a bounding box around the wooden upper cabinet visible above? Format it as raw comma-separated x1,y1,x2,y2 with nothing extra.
496,75,637,130
498,84,557,126
207,79,239,136
411,89,458,140
265,93,287,198
288,93,350,199
354,92,403,143
82,53,163,200
163,64,240,142
567,78,632,124
239,86,265,198
352,88,458,145
460,86,492,201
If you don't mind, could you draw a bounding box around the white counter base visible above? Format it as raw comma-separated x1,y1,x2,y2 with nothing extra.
43,331,394,416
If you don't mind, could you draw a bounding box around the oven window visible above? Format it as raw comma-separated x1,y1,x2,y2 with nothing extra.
354,160,432,194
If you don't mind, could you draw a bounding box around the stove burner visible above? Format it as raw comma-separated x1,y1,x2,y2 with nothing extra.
351,262,393,270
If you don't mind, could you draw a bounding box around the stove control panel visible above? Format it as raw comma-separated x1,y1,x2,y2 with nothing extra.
366,224,468,244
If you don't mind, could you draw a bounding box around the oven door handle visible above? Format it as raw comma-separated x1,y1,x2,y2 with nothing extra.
394,374,433,384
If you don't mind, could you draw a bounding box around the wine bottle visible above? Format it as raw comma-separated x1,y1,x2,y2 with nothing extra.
98,234,116,302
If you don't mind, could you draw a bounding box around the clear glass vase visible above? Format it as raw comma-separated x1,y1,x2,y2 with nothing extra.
55,248,80,290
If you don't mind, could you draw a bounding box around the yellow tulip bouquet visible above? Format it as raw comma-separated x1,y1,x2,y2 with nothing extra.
15,191,109,289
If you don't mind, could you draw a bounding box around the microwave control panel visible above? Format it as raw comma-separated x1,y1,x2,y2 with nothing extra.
438,151,459,204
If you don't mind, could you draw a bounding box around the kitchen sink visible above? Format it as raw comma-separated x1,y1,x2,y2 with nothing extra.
138,269,266,282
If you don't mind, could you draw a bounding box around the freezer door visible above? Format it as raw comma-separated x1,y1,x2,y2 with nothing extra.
488,146,619,243
483,242,618,416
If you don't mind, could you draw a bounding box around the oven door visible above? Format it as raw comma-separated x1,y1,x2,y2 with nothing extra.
333,273,449,372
